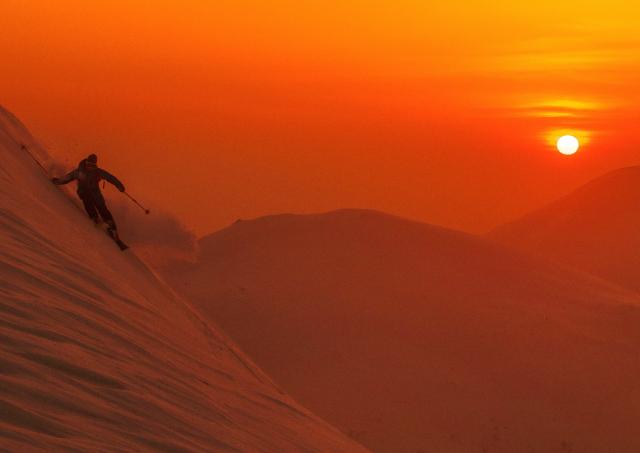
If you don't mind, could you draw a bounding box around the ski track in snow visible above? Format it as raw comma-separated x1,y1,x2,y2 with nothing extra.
0,106,366,452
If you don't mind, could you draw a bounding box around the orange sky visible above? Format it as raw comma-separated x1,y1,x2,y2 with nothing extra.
2,1,640,235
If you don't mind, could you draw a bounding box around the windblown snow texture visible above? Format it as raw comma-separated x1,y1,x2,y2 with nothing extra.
0,106,365,452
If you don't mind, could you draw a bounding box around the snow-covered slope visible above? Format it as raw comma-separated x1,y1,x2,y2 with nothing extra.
489,166,640,291
165,210,640,453
0,106,365,452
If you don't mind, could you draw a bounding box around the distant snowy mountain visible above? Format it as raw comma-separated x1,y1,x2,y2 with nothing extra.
0,106,365,452
165,209,640,452
489,166,640,291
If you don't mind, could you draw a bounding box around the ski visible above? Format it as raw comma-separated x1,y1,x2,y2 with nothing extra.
96,221,129,251
114,238,129,251
106,226,129,251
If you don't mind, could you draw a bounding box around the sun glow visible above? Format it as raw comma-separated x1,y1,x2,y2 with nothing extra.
557,135,580,155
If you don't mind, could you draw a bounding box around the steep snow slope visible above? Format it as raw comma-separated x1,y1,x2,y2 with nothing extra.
489,166,640,291
0,106,365,452
165,210,640,453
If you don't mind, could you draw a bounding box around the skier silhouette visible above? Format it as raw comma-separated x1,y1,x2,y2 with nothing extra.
52,153,126,246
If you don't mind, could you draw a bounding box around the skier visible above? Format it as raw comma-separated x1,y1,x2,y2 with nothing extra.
52,153,128,249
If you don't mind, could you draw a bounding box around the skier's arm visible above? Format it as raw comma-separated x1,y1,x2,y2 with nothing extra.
99,169,126,192
51,170,78,185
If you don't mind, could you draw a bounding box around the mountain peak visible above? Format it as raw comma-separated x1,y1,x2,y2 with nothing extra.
165,203,640,452
490,165,640,290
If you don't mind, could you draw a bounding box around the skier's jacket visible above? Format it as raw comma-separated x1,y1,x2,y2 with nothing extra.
55,159,125,199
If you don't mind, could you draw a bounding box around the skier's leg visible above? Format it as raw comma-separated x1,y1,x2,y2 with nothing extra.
95,197,118,233
80,195,100,224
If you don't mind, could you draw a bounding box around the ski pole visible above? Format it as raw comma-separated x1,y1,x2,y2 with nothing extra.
21,144,48,174
124,192,150,215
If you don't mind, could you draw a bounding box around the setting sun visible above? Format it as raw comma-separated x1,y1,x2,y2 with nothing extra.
557,135,580,155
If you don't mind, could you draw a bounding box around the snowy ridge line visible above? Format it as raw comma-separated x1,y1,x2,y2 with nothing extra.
164,205,640,452
0,105,366,452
